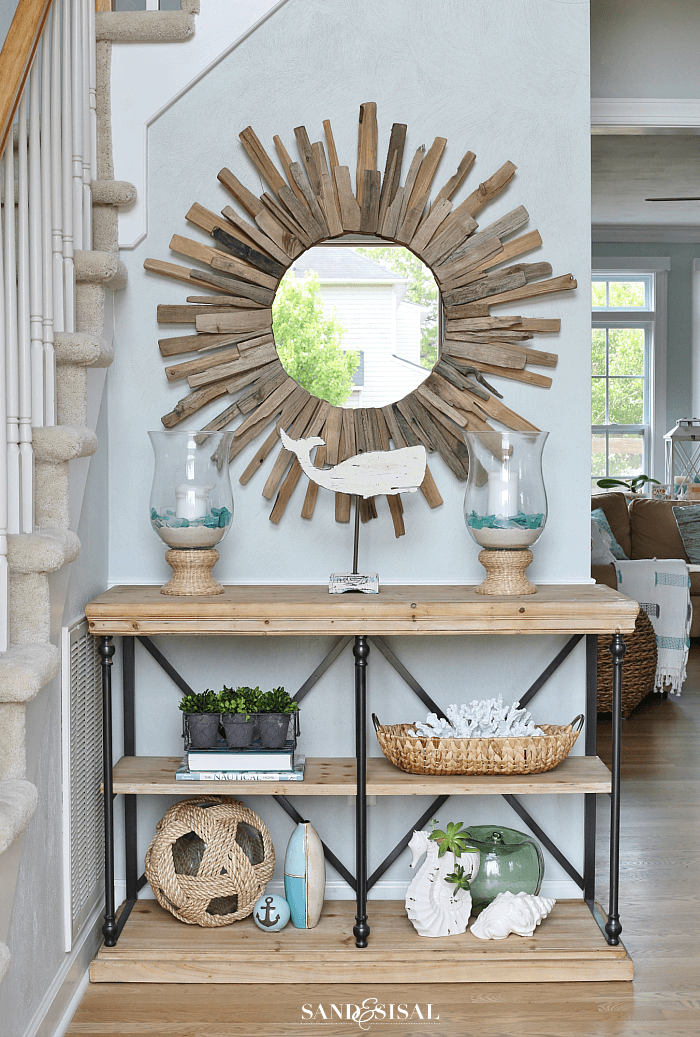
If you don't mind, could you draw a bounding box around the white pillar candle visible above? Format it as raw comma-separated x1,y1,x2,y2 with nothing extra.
175,483,212,520
487,470,519,516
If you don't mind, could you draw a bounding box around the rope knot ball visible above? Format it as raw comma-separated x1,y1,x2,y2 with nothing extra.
144,796,274,926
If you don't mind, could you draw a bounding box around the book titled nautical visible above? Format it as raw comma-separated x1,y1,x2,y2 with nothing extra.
187,746,294,772
176,756,306,782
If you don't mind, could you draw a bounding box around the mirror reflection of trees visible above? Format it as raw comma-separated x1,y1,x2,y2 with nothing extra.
272,272,359,406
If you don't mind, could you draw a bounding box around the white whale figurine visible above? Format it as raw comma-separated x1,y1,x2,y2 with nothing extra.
279,429,426,498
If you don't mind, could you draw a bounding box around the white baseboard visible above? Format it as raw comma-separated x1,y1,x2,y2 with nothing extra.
22,900,102,1037
121,877,579,904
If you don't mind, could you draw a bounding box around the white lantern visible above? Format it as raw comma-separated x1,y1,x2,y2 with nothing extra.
664,419,700,499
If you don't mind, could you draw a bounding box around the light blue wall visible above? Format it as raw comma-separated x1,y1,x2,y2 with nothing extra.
592,241,698,432
108,0,593,907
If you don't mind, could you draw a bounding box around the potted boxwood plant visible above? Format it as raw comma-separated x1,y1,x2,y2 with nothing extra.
219,686,260,748
178,690,219,749
256,686,299,749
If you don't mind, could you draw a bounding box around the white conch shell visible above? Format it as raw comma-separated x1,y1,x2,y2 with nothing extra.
470,890,555,940
404,830,480,938
279,429,426,498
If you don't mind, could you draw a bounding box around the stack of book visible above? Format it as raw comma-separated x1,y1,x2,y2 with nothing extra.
176,742,305,782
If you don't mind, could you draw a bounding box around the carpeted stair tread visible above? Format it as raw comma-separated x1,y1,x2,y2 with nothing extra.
7,530,81,574
0,644,61,704
0,780,38,855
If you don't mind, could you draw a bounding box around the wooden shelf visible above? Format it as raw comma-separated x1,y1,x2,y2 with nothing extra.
111,754,612,795
85,583,639,637
91,899,632,984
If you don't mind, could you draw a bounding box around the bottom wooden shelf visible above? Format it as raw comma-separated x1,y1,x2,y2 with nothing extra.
91,899,633,984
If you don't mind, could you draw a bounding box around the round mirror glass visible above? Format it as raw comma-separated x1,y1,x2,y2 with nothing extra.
272,244,439,408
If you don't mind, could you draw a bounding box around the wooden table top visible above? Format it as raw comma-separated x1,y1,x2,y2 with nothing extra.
85,583,638,636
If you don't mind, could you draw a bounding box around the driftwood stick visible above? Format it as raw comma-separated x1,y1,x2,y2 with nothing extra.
195,310,273,334
157,304,262,324
217,167,264,216
211,226,286,280
433,149,476,204
273,134,309,208
220,204,291,265
323,119,343,214
165,345,240,382
406,136,446,211
261,192,313,248
356,101,378,207
360,169,381,234
378,123,406,226
301,443,327,520
188,268,275,304
158,331,261,358
239,126,287,196
239,426,282,485
161,380,230,429
294,125,322,196
188,342,279,387
334,166,362,232
396,146,425,230
410,197,453,253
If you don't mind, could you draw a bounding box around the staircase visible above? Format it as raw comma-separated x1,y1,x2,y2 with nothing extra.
0,0,198,1016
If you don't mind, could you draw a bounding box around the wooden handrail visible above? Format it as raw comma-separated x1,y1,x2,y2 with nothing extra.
0,0,53,157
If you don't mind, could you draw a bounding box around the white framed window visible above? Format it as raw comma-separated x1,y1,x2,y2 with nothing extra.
591,257,669,490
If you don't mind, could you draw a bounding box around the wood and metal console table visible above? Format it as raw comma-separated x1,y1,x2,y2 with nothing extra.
86,583,638,983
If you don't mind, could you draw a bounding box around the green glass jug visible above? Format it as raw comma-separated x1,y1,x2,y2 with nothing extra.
464,825,544,916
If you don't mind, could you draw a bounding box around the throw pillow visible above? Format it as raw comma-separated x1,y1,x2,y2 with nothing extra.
673,504,700,564
591,508,628,560
591,517,616,565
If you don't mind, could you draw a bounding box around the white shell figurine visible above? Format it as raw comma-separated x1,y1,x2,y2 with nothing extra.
469,891,555,940
279,429,426,498
405,830,480,938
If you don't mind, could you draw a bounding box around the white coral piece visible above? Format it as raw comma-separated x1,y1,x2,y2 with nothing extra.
410,696,544,739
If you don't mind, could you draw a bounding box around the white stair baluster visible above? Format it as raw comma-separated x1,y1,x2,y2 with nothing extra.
4,135,20,536
62,0,75,332
81,0,92,249
71,0,83,253
41,18,56,427
29,54,45,430
17,91,34,532
88,0,97,183
0,146,8,652
51,0,65,337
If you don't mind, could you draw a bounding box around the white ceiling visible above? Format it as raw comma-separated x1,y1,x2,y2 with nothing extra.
592,135,700,226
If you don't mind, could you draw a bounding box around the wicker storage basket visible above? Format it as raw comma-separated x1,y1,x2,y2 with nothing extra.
597,607,657,718
372,713,583,776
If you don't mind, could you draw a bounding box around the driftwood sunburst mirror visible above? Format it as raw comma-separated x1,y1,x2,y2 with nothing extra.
145,103,577,537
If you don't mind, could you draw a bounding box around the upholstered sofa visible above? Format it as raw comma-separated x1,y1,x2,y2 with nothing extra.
591,491,700,637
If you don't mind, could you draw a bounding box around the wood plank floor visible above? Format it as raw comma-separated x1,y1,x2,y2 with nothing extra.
66,650,700,1035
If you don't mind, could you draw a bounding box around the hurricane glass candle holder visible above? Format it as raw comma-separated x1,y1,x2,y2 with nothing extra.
464,431,549,595
149,430,234,595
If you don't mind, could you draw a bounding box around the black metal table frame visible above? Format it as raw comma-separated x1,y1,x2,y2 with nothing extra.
98,629,625,951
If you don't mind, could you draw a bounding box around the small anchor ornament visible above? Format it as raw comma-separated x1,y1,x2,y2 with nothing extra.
256,897,279,927
252,891,291,932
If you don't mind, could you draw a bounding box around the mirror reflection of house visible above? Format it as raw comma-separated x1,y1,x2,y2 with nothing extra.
290,247,434,408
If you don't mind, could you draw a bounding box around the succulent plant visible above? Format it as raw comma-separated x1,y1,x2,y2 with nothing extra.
428,821,472,858
444,863,472,891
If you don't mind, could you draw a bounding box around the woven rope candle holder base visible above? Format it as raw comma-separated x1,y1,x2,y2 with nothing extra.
161,548,223,596
475,549,538,596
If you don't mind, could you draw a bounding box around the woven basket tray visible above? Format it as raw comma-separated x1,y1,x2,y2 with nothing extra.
372,713,584,776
